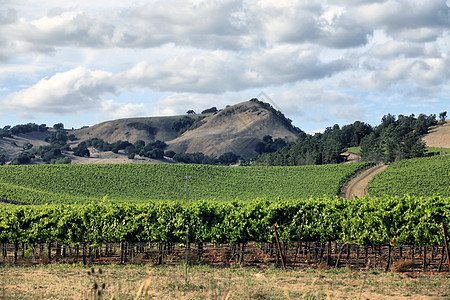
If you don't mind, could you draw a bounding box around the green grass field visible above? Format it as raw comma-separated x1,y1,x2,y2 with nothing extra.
368,155,450,197
0,162,372,204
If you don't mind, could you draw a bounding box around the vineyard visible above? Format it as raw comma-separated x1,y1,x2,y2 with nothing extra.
0,162,372,204
368,155,450,197
0,196,449,270
0,160,449,272
0,196,448,246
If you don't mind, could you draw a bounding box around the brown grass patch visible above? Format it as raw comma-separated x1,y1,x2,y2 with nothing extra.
0,264,448,299
391,259,413,273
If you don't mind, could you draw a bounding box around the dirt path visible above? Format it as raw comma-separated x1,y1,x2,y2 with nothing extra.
343,164,387,199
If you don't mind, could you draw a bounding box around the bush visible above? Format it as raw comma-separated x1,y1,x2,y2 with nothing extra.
54,157,71,164
73,143,90,157
164,150,176,158
0,154,6,165
10,152,34,165
201,107,218,114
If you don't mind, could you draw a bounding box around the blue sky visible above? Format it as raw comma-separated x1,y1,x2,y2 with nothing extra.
0,0,449,133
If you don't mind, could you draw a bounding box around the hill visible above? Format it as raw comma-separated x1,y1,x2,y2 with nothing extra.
72,115,182,145
167,100,299,158
422,119,450,148
0,100,300,164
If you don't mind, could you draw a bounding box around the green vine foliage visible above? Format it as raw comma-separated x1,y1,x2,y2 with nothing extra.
0,196,448,247
0,162,373,205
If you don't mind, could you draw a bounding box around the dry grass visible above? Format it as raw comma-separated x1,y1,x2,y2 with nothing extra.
0,264,449,299
391,260,413,273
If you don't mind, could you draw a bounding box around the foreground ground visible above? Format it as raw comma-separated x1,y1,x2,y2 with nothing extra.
0,264,448,299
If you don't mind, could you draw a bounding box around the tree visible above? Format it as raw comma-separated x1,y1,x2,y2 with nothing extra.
134,140,145,150
186,110,196,115
201,107,218,114
11,152,33,165
53,123,64,130
218,152,240,164
22,142,33,150
165,150,176,158
172,116,195,136
439,111,447,124
0,154,6,165
73,143,90,157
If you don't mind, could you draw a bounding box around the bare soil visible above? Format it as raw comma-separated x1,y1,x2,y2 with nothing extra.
342,164,388,199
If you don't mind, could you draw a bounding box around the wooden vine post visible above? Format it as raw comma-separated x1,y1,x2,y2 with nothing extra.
442,222,450,272
273,224,286,270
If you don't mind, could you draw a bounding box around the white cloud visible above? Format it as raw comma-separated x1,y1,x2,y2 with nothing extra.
357,56,450,91
152,93,234,116
3,67,116,113
1,0,448,61
248,45,351,84
0,0,449,132
351,0,449,41
370,40,440,59
101,100,148,120
266,84,361,126
118,45,351,93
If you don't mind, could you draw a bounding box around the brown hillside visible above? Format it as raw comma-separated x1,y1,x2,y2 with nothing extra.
0,131,51,162
422,120,450,148
167,101,299,159
0,100,300,163
72,115,183,145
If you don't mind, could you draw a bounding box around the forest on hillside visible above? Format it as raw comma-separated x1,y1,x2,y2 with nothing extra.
252,111,448,166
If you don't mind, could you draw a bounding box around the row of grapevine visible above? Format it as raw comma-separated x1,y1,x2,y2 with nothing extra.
0,162,373,204
0,196,448,247
368,155,450,197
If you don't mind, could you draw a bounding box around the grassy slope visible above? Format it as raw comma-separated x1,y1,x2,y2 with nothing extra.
367,155,450,197
0,162,372,204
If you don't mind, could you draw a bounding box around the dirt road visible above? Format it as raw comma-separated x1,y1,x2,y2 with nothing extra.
343,164,387,199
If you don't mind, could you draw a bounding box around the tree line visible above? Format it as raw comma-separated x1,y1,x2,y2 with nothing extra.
253,112,447,166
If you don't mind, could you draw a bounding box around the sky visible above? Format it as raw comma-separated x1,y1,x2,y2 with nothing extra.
0,0,449,134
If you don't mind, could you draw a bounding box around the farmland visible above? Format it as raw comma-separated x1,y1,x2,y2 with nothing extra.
0,158,449,298
0,162,372,205
367,155,450,197
0,195,448,247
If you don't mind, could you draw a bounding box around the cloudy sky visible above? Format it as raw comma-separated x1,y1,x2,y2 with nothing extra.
0,0,449,133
